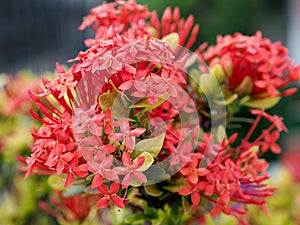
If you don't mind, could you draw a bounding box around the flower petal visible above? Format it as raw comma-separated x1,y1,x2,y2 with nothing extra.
122,152,132,167
111,195,125,208
133,171,147,183
122,173,132,188
110,182,120,194
97,197,110,208
92,174,103,188
179,187,192,196
98,184,109,195
191,191,200,206
130,128,146,137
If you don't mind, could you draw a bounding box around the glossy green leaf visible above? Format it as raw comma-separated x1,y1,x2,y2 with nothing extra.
62,184,86,197
134,133,165,158
242,96,281,109
162,32,179,49
162,178,188,193
214,93,238,105
211,64,225,83
144,184,164,197
99,90,131,120
47,174,67,191
144,165,167,181
135,152,154,172
131,92,169,113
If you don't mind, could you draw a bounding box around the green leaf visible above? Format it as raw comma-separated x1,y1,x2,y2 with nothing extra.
99,90,118,111
144,165,167,181
130,92,169,113
214,93,238,105
211,124,227,143
47,174,67,191
130,178,142,187
170,204,181,224
134,152,154,172
134,133,165,158
162,178,188,193
184,54,198,68
144,184,164,197
199,73,220,97
211,64,225,83
162,32,179,49
62,184,86,197
242,96,281,109
182,196,192,213
84,185,100,194
99,89,131,120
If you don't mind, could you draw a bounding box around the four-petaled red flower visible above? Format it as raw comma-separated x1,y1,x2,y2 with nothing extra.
97,182,125,208
114,152,147,188
110,119,145,152
88,155,119,188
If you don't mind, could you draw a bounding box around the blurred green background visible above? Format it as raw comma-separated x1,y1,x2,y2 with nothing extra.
139,0,287,47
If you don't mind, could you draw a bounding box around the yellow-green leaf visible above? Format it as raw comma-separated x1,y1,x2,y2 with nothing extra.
131,92,169,113
130,178,142,187
199,73,220,96
47,174,67,191
242,96,281,109
214,93,238,105
162,178,189,193
144,184,164,197
234,75,253,95
211,64,225,83
99,89,131,120
135,152,154,172
162,32,179,49
98,90,118,111
134,133,165,158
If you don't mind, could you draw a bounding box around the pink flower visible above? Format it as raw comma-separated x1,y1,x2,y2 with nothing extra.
180,155,209,184
44,142,75,174
110,119,145,151
179,180,207,207
114,152,147,188
72,107,104,136
261,130,281,154
88,155,119,188
203,32,300,98
97,182,125,208
79,0,201,53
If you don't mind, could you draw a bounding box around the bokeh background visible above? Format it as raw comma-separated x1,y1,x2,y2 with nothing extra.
1,0,300,74
1,0,300,224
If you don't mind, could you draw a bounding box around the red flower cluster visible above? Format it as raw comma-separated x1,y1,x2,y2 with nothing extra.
203,32,300,98
79,0,200,51
0,74,39,116
23,1,299,224
39,191,100,223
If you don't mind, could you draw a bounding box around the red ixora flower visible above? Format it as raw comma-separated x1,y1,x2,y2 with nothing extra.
1,74,39,116
203,31,300,98
21,1,296,224
79,0,201,52
39,191,100,222
109,119,146,152
113,152,147,188
97,182,125,208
